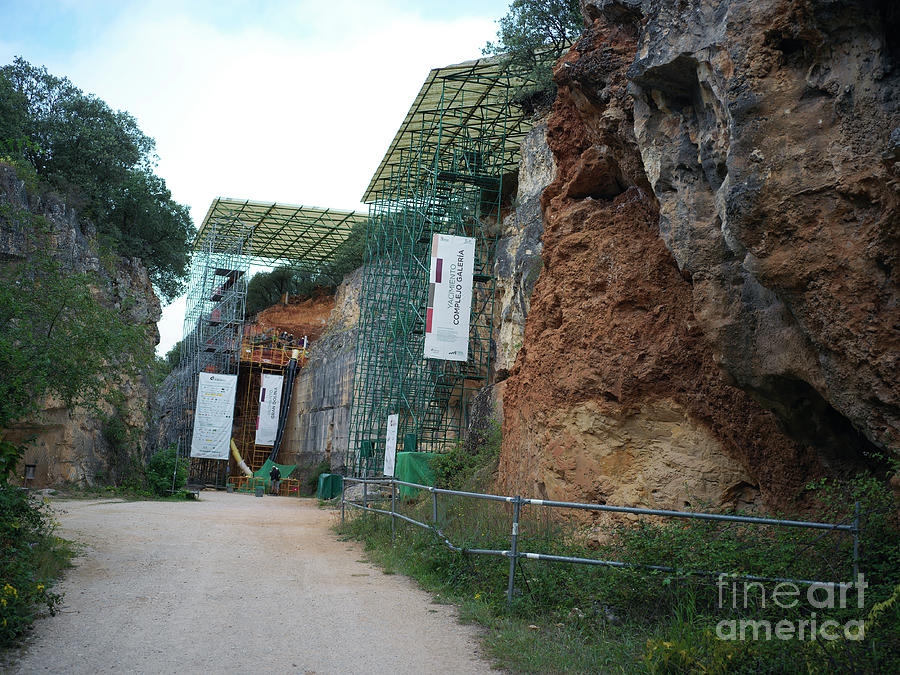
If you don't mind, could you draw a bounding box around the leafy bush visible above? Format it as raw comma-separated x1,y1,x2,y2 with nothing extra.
307,459,332,495
146,446,187,497
483,0,583,109
0,245,151,480
432,420,502,491
245,221,366,317
0,485,72,647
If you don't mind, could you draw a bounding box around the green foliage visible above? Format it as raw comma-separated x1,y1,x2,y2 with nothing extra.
0,485,73,647
246,266,311,317
432,420,502,491
0,57,192,301
245,220,366,316
337,474,900,673
483,0,583,108
0,244,151,481
165,340,185,369
146,446,187,497
306,459,332,494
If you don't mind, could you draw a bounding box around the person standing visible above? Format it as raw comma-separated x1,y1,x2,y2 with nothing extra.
269,464,281,496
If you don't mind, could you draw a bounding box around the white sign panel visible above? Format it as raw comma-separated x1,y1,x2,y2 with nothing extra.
254,373,284,446
383,414,399,477
190,373,238,460
424,234,475,361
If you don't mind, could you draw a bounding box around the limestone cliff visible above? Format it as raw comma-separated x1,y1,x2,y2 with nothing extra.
280,267,362,475
0,165,161,486
496,0,898,511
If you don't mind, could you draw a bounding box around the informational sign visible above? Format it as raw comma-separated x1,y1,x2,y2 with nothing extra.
190,373,237,459
254,373,284,446
424,234,475,361
383,413,399,477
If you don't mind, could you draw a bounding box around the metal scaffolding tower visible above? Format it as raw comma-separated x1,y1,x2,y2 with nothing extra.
173,199,366,487
174,214,253,486
347,56,538,476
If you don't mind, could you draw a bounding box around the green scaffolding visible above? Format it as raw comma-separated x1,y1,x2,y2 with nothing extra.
347,55,539,476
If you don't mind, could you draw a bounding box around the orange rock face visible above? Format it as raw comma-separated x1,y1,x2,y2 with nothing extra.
498,17,829,511
254,291,336,343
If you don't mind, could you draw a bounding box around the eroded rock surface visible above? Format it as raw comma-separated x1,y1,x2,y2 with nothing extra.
495,120,556,374
497,9,855,511
281,268,363,474
626,0,899,462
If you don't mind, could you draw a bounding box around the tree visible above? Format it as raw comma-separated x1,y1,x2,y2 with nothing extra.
245,266,310,316
0,57,192,301
0,241,152,480
483,0,584,108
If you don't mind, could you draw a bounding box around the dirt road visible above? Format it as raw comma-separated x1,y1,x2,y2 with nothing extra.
7,492,491,674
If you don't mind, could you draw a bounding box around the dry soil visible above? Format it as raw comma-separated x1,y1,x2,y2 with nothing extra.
6,492,492,674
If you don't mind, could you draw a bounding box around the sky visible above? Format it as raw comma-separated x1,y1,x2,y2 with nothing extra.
0,0,512,355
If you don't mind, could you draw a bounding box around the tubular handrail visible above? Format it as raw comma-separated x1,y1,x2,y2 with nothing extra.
340,477,861,606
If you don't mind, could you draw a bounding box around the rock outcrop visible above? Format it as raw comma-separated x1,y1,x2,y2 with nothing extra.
0,164,161,486
494,119,557,375
496,1,898,512
625,0,899,464
280,268,363,474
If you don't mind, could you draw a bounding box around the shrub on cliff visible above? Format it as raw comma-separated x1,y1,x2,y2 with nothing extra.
245,220,365,316
0,241,150,481
483,0,583,110
0,57,192,301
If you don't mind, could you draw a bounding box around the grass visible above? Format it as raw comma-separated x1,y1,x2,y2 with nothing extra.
335,473,900,674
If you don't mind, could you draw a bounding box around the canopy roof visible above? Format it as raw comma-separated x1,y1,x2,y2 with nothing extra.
194,198,367,263
362,54,539,203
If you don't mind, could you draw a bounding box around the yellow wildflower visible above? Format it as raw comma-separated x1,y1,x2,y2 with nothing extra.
37,584,45,592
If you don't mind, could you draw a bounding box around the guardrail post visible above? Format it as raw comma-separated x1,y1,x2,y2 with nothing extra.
852,501,860,580
391,480,397,539
431,487,438,525
506,496,521,609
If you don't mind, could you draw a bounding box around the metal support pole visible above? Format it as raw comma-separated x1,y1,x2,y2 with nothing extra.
431,487,438,524
171,438,181,494
341,482,345,524
506,496,521,608
363,482,368,519
391,480,397,539
852,501,861,580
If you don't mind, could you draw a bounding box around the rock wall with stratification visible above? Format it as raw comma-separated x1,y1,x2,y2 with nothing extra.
494,0,898,512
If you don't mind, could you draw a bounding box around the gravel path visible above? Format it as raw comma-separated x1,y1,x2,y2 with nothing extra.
7,492,492,674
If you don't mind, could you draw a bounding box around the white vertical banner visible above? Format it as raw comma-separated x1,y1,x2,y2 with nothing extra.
383,413,399,477
190,373,238,459
424,234,475,362
255,373,284,446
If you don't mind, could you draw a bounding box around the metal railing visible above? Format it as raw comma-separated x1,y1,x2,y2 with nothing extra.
340,477,860,607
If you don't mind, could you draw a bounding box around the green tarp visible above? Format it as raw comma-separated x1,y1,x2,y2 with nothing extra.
252,459,296,489
317,473,343,500
395,452,436,498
